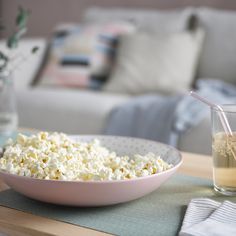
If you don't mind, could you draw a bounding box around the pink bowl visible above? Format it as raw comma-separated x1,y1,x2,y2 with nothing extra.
0,135,182,206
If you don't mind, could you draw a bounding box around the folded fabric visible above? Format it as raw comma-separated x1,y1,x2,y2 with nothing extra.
104,79,236,147
179,198,236,236
104,95,181,145
174,79,236,134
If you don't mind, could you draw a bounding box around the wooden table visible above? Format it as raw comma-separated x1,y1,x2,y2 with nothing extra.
0,152,213,236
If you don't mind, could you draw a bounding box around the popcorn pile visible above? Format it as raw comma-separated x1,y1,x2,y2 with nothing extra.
0,132,172,181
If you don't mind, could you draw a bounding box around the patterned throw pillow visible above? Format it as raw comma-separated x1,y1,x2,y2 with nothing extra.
39,22,135,89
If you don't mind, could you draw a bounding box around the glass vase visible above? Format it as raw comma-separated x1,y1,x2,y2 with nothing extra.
0,70,18,137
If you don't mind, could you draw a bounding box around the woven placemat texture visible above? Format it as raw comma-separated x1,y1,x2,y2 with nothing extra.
0,174,235,236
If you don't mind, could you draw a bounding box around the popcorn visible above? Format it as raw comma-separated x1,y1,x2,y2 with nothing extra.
0,132,173,181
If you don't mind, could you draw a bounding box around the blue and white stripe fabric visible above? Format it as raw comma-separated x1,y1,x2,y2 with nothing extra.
179,198,236,236
174,79,236,135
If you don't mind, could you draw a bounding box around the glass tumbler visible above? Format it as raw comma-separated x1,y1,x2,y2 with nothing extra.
211,105,236,195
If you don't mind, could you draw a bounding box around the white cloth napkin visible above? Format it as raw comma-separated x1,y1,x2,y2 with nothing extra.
179,198,236,236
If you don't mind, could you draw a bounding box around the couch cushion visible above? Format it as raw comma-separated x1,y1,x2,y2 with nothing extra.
16,88,130,134
196,8,236,84
83,7,194,33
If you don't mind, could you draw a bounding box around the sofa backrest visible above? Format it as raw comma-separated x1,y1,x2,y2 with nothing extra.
84,7,236,85
196,8,236,85
84,7,194,33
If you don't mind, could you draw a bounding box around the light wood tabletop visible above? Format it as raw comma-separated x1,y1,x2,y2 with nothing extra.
0,152,213,236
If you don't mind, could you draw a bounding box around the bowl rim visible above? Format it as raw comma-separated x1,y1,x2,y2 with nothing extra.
0,135,183,184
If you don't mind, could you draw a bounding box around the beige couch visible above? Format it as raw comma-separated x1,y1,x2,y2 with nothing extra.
15,7,236,155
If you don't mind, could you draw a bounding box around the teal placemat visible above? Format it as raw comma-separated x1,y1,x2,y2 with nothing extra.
0,175,236,236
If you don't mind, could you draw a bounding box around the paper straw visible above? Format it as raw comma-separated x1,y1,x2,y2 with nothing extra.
190,91,236,161
189,91,233,136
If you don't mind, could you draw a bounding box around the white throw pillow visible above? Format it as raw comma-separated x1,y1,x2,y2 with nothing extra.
103,29,204,95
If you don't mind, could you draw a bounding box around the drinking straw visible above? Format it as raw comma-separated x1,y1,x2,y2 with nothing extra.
190,91,236,161
190,91,233,136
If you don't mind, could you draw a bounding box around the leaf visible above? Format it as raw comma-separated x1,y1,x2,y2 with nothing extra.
0,52,8,61
16,6,30,29
31,46,39,54
15,26,27,38
7,33,19,48
6,25,28,49
0,52,8,70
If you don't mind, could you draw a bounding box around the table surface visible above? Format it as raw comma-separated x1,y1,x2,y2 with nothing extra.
0,150,212,236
